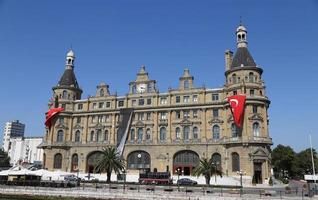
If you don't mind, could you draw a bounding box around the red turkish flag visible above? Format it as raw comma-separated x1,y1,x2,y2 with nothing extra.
228,95,246,128
45,107,64,128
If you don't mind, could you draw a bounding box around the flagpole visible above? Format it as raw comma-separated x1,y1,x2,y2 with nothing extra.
309,134,316,185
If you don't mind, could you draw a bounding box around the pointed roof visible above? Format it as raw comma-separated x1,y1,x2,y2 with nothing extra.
58,69,79,88
230,47,256,69
135,65,150,82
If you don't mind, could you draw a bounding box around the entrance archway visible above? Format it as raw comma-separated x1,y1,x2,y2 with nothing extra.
127,151,151,171
173,150,199,176
86,151,103,173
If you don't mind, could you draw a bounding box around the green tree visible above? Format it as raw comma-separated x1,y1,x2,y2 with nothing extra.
94,146,125,183
192,157,222,185
0,148,10,167
292,148,318,179
271,144,295,179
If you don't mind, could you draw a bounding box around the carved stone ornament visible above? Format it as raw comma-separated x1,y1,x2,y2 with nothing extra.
135,121,144,127
248,113,264,122
73,124,83,130
208,118,224,125
180,118,192,126
55,123,69,130
89,123,105,129
156,154,167,160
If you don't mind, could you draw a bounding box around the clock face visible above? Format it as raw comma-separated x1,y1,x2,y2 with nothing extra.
137,84,147,93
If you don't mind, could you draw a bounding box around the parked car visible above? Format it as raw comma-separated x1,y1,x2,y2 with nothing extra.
177,178,198,186
64,174,81,182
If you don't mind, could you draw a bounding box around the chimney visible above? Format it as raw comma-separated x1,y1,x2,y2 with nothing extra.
225,50,233,71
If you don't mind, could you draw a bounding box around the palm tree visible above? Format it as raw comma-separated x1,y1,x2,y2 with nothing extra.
192,157,222,185
94,146,125,183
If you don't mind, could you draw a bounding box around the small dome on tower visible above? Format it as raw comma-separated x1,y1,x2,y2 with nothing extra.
67,50,75,57
236,25,247,32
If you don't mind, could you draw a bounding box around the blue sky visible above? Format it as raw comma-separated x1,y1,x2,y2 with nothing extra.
0,0,317,152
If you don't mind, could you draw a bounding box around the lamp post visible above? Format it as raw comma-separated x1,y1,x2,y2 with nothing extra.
237,170,246,197
123,169,126,191
175,168,183,191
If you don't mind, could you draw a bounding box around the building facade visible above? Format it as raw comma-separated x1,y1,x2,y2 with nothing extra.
41,25,272,183
2,120,25,152
8,137,43,165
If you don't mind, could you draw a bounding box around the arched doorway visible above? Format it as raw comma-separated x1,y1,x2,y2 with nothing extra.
71,154,79,172
127,151,151,171
211,153,222,171
86,151,103,173
173,150,199,176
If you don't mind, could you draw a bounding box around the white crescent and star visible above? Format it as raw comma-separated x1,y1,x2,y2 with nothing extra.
230,99,239,108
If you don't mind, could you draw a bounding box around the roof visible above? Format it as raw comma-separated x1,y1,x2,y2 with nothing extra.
58,69,79,88
231,47,256,68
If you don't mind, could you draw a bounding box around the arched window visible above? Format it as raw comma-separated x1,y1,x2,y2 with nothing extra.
175,127,181,140
127,151,151,169
90,131,94,141
232,152,240,172
71,154,78,172
96,130,101,142
132,85,136,94
100,89,104,97
75,130,80,142
159,127,166,141
57,130,64,142
130,129,135,141
211,153,222,171
184,80,189,89
104,130,109,141
53,153,62,169
253,122,260,137
183,126,190,140
212,125,220,139
231,124,238,138
249,72,254,82
193,127,198,139
232,74,237,84
137,128,143,141
62,90,67,99
146,128,151,140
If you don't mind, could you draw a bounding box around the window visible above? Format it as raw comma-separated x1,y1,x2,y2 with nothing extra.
183,110,190,118
147,98,152,105
212,125,220,139
76,117,81,124
183,126,190,140
159,127,166,141
139,99,144,106
250,89,254,96
183,96,190,103
253,105,258,114
232,153,240,172
146,129,151,140
61,103,66,109
137,113,144,121
160,112,167,120
212,108,219,118
193,110,198,118
249,72,254,82
212,94,219,101
92,116,97,123
71,154,78,172
184,80,190,89
176,96,180,103
59,117,64,124
53,153,62,169
175,127,181,139
160,97,167,105
232,74,237,84
176,111,181,119
92,103,97,109
90,131,94,141
96,130,101,142
100,89,104,97
132,85,136,94
57,130,64,142
137,128,143,141
118,101,124,107
104,130,109,141
77,104,83,110
106,102,111,108
132,100,137,106
233,90,237,95
75,130,80,142
253,122,260,137
146,112,151,120
231,124,238,138
130,129,135,141
105,115,110,122
62,90,67,99
193,95,198,102
193,127,199,139
147,84,152,93
211,153,222,171
99,102,104,109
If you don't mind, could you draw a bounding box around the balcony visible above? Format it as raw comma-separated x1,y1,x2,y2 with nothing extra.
221,136,272,145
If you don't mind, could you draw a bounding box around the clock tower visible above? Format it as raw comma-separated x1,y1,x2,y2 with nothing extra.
129,65,157,94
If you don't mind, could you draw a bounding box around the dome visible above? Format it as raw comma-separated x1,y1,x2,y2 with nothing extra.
236,25,246,32
67,50,75,57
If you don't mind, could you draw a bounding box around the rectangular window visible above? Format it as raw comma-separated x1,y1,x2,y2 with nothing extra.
160,97,167,105
193,95,198,102
183,110,190,118
59,117,64,124
212,94,219,101
250,89,254,96
77,104,83,110
233,91,237,95
76,117,81,124
118,100,124,107
132,100,137,106
193,110,198,118
106,101,111,108
176,96,180,103
137,113,144,121
139,99,144,106
99,102,104,109
183,96,190,103
213,108,219,118
92,103,97,109
253,105,258,114
147,98,152,105
146,112,151,120
92,116,97,123
160,112,167,120
176,111,181,119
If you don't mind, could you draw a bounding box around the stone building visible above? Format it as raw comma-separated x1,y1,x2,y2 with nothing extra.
41,24,272,184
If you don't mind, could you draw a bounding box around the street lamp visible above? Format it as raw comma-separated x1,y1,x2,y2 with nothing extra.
237,170,246,197
175,168,183,191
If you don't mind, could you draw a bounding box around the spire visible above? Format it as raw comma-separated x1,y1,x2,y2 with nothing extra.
236,24,247,48
136,65,150,82
57,50,80,88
